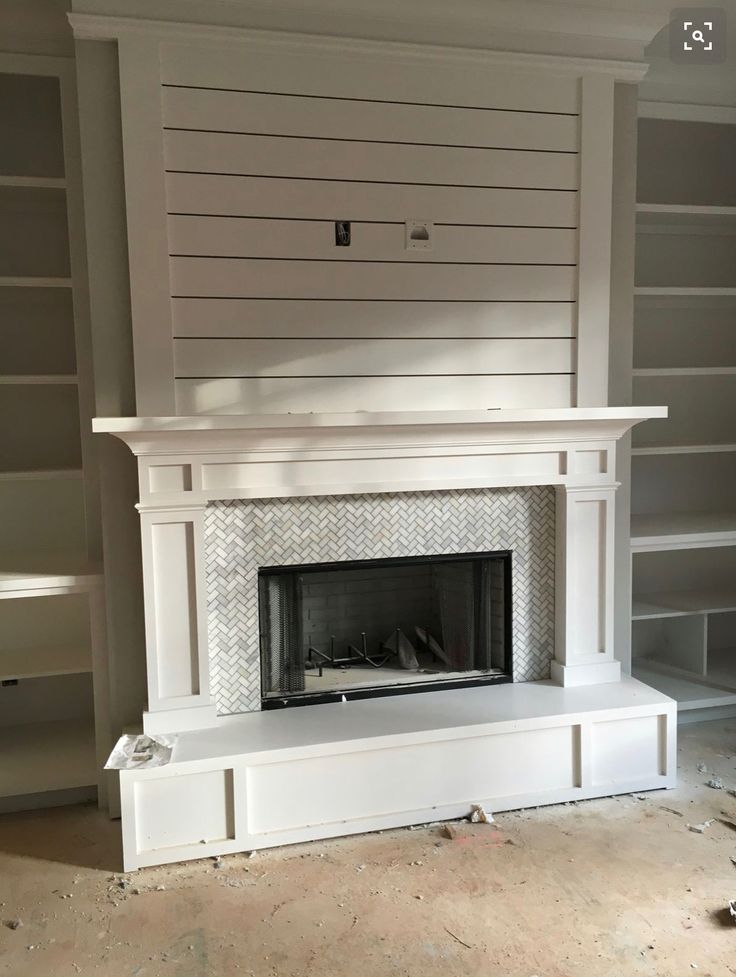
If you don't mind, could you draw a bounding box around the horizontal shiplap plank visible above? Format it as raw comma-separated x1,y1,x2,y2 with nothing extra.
161,44,579,115
162,88,579,152
174,338,575,377
166,174,578,227
164,131,578,190
175,373,575,414
172,299,577,339
168,216,578,264
169,258,576,301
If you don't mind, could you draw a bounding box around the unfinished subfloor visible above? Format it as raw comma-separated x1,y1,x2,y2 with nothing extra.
3,719,736,977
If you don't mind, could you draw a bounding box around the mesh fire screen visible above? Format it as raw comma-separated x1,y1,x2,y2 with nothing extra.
259,552,510,704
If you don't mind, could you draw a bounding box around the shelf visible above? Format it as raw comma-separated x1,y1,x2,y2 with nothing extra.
1,718,96,798
632,443,736,456
0,374,78,385
635,287,736,298
636,204,736,228
633,664,736,712
0,276,72,288
0,468,83,482
0,645,92,681
633,367,736,377
631,511,736,552
0,175,66,190
633,588,736,620
0,553,103,596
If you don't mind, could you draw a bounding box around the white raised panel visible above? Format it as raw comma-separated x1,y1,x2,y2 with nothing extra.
134,768,235,852
592,715,664,784
148,463,192,493
165,174,579,227
246,726,576,835
142,514,209,708
162,88,579,151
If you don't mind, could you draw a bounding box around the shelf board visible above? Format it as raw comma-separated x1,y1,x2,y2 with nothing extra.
0,374,78,385
1,718,96,798
636,203,736,229
634,287,736,298
0,553,103,596
632,443,736,456
633,664,736,712
0,276,72,288
631,511,736,552
633,367,736,377
0,176,66,190
0,645,92,681
633,588,736,620
0,468,84,482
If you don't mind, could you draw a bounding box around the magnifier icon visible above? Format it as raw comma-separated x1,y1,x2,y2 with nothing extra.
691,28,704,42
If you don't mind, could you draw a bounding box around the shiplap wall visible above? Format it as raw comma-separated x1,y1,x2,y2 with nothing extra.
115,38,621,415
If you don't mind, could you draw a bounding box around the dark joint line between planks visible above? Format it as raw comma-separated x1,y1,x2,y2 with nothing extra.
162,84,580,118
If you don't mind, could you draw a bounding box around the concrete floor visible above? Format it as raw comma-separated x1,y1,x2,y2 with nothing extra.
2,720,736,977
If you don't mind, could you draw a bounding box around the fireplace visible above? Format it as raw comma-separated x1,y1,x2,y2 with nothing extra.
259,552,511,707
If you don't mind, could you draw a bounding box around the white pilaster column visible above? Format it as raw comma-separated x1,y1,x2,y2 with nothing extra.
551,483,621,687
139,503,218,732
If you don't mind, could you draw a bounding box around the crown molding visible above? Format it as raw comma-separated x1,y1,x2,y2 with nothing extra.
68,12,651,81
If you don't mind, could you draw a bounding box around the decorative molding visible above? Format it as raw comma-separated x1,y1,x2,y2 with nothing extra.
67,13,650,81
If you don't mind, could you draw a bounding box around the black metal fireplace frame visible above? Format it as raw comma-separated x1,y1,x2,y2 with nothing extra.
259,550,513,710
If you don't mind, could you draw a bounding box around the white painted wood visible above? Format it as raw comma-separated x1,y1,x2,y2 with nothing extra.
633,614,707,676
0,374,78,384
638,101,736,124
116,38,175,415
175,375,574,414
633,664,736,712
166,173,579,226
164,129,578,190
170,258,576,301
139,508,211,713
576,73,614,406
158,38,583,113
635,287,736,297
162,87,580,151
633,589,736,621
636,204,736,228
0,175,66,189
0,557,102,596
117,676,674,869
168,217,578,265
631,513,736,553
172,299,577,339
633,367,736,377
1,718,96,798
0,645,92,681
0,276,72,287
174,338,575,378
632,444,736,456
0,468,83,481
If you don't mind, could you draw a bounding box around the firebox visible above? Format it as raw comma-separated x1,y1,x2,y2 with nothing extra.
259,551,512,707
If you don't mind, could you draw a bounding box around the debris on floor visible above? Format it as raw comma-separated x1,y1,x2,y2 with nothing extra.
697,761,708,773
5,919,22,930
469,803,493,824
706,777,724,790
729,900,736,923
687,819,715,834
442,823,458,840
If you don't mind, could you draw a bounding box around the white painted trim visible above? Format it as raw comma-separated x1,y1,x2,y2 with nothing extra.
116,38,176,415
67,14,650,80
576,72,614,407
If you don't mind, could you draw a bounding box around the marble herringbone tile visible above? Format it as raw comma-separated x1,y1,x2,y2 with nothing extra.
204,487,555,716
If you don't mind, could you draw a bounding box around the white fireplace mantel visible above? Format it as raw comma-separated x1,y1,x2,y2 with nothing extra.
95,406,666,734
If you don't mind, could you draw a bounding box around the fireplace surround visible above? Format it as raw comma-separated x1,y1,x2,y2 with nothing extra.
94,408,676,869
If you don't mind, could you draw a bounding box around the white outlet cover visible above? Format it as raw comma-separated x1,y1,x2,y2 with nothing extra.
405,220,433,250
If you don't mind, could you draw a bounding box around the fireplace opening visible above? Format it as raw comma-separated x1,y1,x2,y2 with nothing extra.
259,551,512,707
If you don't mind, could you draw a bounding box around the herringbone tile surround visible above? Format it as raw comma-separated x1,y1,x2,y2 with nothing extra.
205,487,555,715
